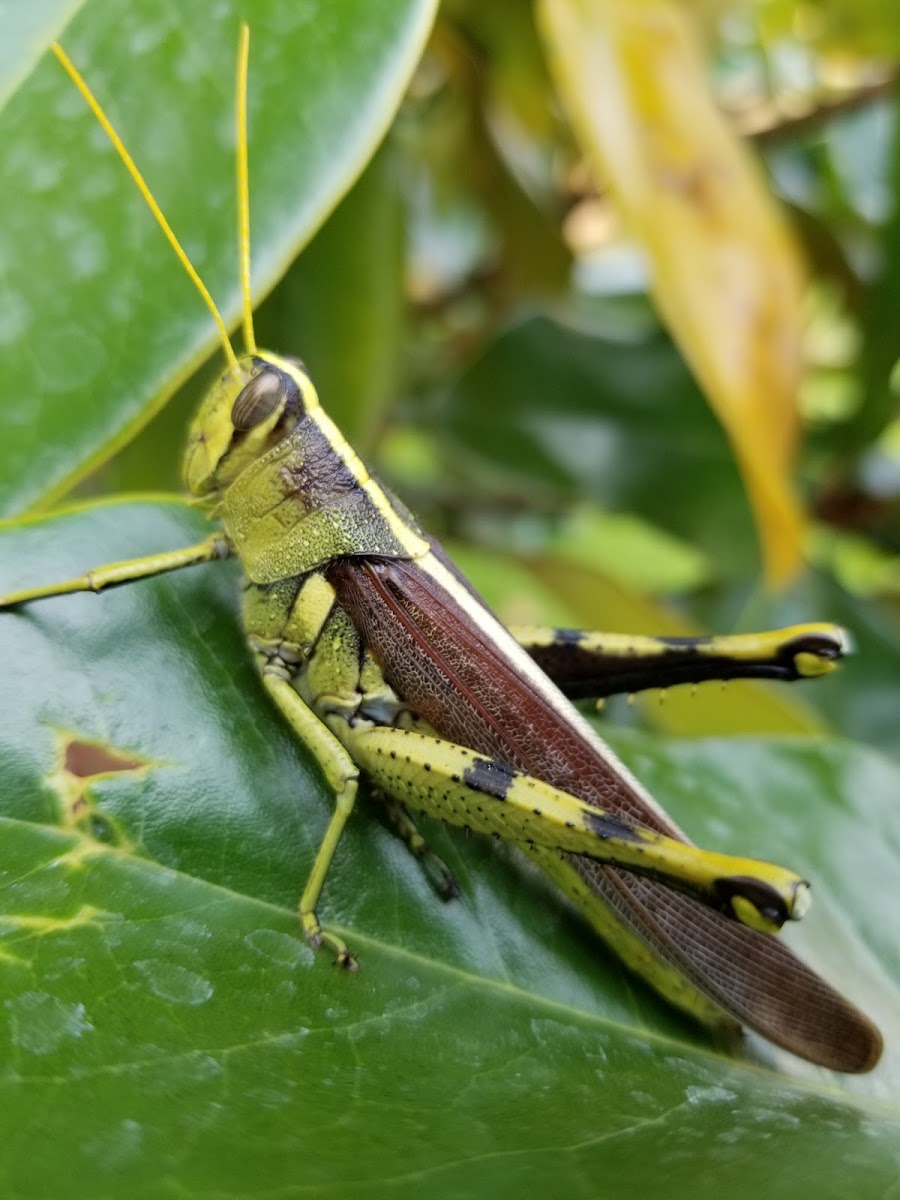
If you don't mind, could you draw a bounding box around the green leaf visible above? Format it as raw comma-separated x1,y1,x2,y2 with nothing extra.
1,500,898,1197
0,0,84,110
0,0,437,516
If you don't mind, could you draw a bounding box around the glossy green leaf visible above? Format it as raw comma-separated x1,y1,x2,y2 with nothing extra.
0,500,898,1197
0,0,83,109
0,0,437,515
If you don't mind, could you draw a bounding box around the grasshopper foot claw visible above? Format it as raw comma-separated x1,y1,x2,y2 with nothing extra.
438,871,461,901
304,914,358,970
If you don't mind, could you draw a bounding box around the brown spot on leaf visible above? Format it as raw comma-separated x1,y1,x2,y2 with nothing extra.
49,730,157,851
64,740,144,779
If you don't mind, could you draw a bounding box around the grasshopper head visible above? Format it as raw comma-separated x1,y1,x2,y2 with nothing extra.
184,351,319,498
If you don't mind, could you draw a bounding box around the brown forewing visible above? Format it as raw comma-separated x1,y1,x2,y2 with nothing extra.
325,551,881,1072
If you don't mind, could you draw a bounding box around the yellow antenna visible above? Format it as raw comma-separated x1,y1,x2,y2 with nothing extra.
236,23,257,354
51,42,239,370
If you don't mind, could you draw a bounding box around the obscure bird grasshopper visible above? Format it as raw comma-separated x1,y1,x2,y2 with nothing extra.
0,29,881,1073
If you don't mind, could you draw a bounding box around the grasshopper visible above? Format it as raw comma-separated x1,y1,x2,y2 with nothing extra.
0,29,881,1074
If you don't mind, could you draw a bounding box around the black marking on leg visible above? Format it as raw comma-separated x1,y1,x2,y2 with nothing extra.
555,627,586,646
462,757,517,800
714,876,789,928
440,875,461,901
788,631,843,661
584,810,642,843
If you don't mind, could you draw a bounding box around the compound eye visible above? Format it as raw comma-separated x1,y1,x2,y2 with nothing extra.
231,368,285,430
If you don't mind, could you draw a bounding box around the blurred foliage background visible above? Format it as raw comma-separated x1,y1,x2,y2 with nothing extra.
93,0,900,756
0,2,898,1191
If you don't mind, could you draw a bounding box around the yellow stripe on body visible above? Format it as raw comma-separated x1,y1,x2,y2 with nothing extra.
265,351,430,562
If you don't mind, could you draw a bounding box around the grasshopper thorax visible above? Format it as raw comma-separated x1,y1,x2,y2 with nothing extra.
186,351,428,584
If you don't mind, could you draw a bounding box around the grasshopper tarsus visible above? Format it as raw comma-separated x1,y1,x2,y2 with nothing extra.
410,839,460,901
414,843,461,900
305,923,358,972
374,792,460,900
438,875,461,902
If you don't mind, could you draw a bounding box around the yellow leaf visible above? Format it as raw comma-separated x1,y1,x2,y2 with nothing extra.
537,0,807,586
